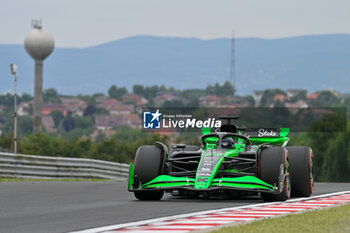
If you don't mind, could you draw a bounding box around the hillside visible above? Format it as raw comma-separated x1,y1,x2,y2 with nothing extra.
1,34,350,95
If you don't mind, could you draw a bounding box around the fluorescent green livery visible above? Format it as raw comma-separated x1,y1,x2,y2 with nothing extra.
128,116,312,202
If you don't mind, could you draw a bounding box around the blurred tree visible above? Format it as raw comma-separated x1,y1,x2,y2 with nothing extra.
21,93,33,102
76,94,96,105
18,116,33,135
307,113,348,181
206,81,235,97
50,110,64,128
108,85,128,100
309,90,340,107
63,112,75,131
133,85,145,97
75,116,94,129
343,97,350,118
133,84,178,101
274,100,285,107
0,133,13,152
320,132,349,181
182,89,206,101
0,93,14,108
259,89,286,107
242,95,255,106
83,105,97,116
43,88,61,103
289,90,307,103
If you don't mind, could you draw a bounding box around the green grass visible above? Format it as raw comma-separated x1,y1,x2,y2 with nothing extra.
0,177,110,182
212,204,350,233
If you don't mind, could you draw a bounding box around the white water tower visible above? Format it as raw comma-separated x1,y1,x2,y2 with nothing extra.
24,20,54,134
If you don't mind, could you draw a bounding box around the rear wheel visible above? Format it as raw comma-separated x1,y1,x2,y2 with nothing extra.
259,147,291,202
287,146,313,197
133,145,164,200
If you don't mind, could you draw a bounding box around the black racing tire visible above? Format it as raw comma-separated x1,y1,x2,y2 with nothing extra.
287,146,313,197
259,147,291,202
133,145,164,200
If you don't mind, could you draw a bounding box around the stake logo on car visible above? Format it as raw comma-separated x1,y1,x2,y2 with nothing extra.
258,128,278,137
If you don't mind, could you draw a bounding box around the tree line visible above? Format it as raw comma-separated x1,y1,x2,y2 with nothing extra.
0,127,169,164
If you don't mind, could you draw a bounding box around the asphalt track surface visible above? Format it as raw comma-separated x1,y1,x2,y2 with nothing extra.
0,181,349,233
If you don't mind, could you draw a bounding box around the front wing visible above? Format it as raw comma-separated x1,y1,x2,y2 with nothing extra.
129,164,282,194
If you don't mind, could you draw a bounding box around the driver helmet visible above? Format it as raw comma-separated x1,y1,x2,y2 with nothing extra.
220,137,235,149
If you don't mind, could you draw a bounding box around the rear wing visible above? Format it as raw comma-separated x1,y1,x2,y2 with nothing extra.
244,128,290,145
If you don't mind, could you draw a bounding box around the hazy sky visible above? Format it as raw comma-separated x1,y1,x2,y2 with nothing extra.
2,0,350,48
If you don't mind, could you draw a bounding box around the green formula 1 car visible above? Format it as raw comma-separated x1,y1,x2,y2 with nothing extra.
128,116,314,202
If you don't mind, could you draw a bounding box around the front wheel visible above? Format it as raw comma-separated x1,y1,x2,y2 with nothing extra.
133,145,164,201
259,147,291,202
